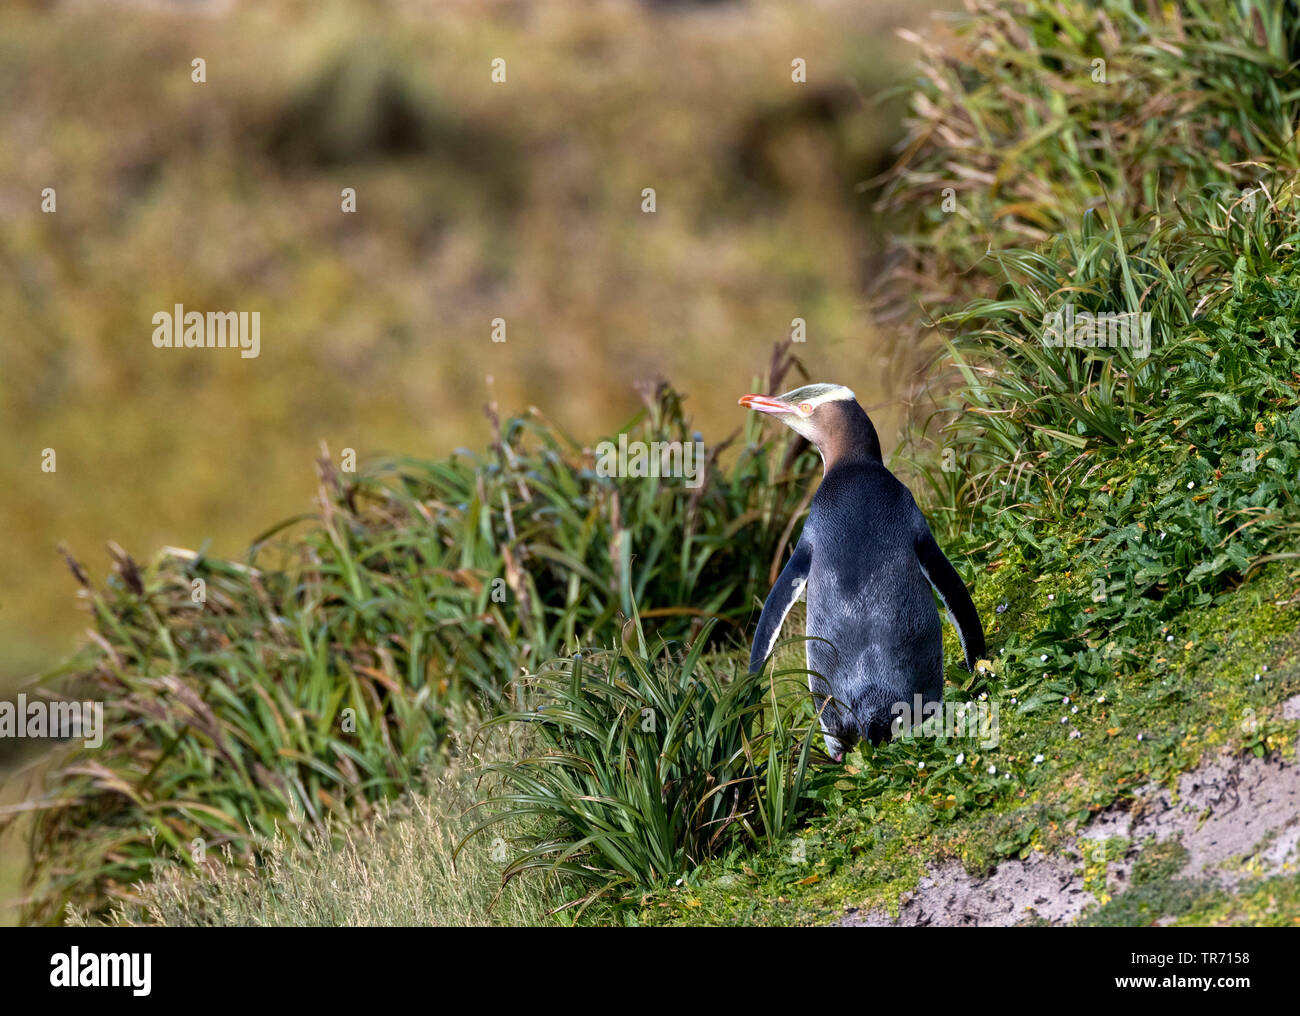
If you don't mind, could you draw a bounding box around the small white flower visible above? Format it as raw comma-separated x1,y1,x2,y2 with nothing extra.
1063,696,1070,704
1071,705,1079,714
1010,697,1018,704
1263,665,1269,672
1166,635,1174,642
1186,481,1194,489
1033,754,1044,764
1048,594,1055,601
1254,674,1261,682
918,761,925,770
1069,729,1081,739
1060,717,1068,724
1137,733,1144,741
955,753,965,765
1097,696,1106,703
987,765,997,775
1040,654,1049,662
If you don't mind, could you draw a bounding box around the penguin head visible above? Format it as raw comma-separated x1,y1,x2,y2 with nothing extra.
739,382,882,465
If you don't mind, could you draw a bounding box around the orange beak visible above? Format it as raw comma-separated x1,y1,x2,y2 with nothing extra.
739,393,794,415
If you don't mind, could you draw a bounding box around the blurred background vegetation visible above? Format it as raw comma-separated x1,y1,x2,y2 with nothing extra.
0,0,935,684
0,0,940,922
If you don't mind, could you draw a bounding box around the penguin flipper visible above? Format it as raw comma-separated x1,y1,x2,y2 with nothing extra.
749,540,812,673
913,522,986,670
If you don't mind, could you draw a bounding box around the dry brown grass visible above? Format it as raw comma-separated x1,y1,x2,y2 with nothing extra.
72,717,565,926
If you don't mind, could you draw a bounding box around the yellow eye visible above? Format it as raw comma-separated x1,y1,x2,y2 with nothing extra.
799,402,813,414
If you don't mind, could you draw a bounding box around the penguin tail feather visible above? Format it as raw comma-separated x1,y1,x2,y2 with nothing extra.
825,707,893,752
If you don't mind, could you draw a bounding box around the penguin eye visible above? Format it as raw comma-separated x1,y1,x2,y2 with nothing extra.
798,402,813,414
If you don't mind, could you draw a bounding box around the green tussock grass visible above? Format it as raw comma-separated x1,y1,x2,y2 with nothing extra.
5,371,826,924
462,619,817,904
880,0,1300,312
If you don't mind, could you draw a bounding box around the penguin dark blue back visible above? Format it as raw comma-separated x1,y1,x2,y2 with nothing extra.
740,383,985,760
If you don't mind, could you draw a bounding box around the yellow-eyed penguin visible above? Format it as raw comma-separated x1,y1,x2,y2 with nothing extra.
740,383,985,761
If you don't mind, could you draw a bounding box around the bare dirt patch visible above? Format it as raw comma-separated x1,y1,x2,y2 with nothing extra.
840,750,1300,926
840,850,1093,926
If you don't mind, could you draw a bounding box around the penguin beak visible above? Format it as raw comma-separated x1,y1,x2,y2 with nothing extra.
739,394,794,415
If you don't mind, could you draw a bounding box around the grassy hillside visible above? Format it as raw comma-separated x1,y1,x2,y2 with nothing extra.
11,0,1300,926
48,192,1300,925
